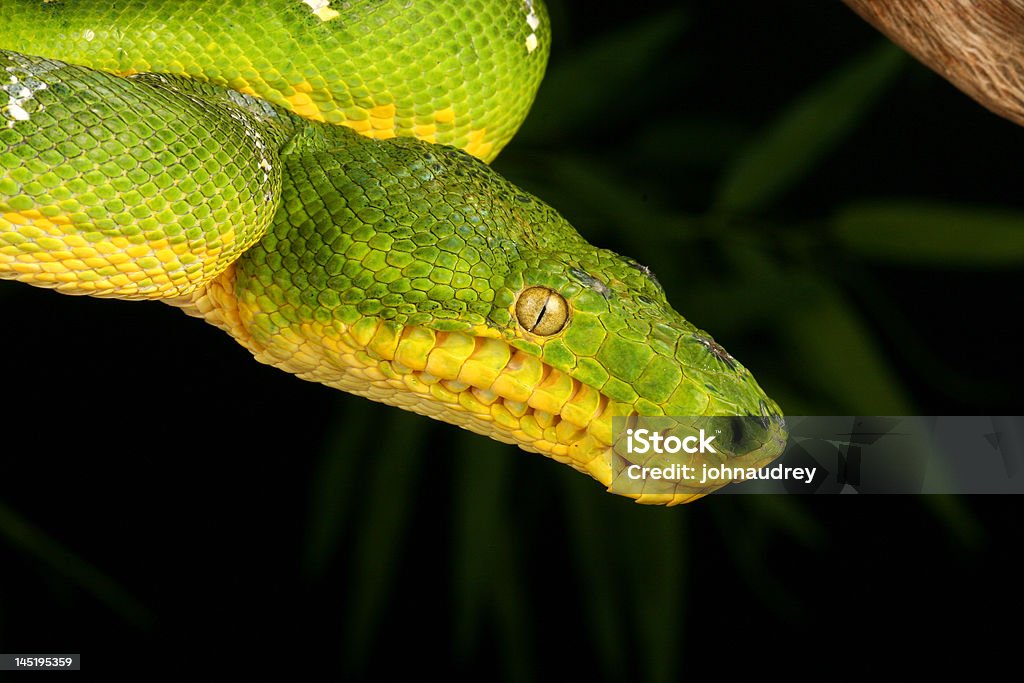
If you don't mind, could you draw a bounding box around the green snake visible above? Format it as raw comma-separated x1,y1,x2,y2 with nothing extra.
0,0,785,504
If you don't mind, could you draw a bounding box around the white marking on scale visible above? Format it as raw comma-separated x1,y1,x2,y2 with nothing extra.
523,0,541,53
301,0,340,22
6,103,29,121
2,65,48,128
222,105,275,189
83,29,95,41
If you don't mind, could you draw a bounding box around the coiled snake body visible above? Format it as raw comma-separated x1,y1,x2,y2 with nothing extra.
1,0,785,504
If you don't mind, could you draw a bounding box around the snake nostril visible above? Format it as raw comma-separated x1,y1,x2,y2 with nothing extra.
728,415,748,448
709,414,771,456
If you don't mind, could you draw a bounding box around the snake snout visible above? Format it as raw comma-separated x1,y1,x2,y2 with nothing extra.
708,413,788,465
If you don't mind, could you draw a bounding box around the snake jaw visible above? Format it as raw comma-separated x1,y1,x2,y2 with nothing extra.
177,258,787,506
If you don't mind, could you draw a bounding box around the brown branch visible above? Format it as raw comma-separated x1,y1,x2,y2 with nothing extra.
844,0,1024,127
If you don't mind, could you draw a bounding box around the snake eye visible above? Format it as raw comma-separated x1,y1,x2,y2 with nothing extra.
515,287,569,335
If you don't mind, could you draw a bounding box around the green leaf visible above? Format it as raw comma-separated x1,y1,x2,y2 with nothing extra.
617,507,685,683
488,511,532,683
0,500,154,627
779,278,913,414
449,435,534,680
451,434,513,656
741,496,824,546
631,118,753,170
674,233,815,336
496,153,698,250
715,43,905,214
516,8,687,144
342,408,424,673
302,397,373,578
834,201,1024,266
710,501,802,619
561,471,626,679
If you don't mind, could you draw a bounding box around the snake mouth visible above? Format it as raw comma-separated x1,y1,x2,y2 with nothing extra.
344,328,621,476
182,270,617,461
309,323,786,504
186,272,619,470
186,271,784,504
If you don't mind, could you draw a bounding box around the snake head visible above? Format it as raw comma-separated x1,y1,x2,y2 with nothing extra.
510,253,787,503
217,129,787,505
477,192,788,504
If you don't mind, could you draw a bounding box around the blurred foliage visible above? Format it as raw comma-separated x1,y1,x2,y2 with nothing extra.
834,200,1024,265
2,0,1023,679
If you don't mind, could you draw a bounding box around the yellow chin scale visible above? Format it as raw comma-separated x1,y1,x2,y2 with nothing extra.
178,269,629,487
0,209,235,298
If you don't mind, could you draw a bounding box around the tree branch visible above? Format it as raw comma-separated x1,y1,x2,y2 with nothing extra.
844,0,1024,127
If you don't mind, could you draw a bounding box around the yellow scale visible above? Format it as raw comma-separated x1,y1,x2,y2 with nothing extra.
179,264,618,486
1,209,234,297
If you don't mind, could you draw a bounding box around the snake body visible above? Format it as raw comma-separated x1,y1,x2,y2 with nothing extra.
1,0,785,504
